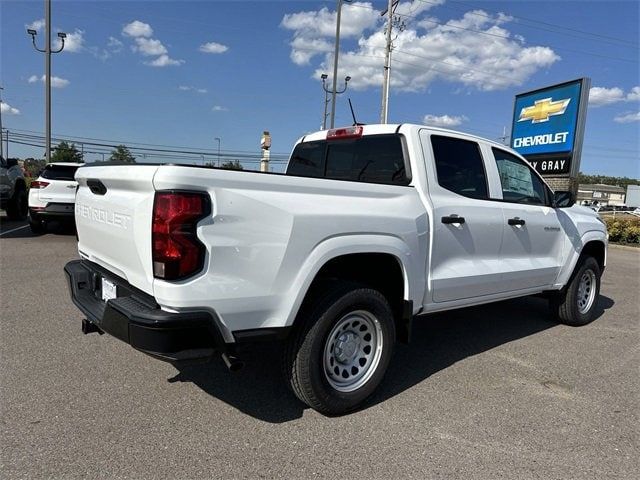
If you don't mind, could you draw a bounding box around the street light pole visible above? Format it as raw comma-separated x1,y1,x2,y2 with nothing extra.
214,137,221,167
27,0,66,163
329,0,352,129
321,74,351,130
0,86,4,159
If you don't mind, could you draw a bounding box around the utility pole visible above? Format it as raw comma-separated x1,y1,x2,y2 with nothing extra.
27,0,66,163
498,126,509,146
214,137,221,167
260,131,271,173
329,0,352,129
0,86,4,159
380,0,395,124
321,73,350,130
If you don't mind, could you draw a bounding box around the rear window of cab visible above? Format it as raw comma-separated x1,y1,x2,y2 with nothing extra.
41,165,81,181
287,134,410,186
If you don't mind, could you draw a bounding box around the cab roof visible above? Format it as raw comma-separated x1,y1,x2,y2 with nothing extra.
297,123,510,151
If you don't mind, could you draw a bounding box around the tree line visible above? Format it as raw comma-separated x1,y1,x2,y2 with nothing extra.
577,172,639,189
19,141,244,176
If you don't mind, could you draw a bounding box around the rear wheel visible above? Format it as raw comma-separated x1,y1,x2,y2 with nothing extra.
29,215,46,234
284,282,395,415
550,256,601,326
6,188,27,220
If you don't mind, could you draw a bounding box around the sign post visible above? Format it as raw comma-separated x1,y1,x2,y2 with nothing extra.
510,78,590,193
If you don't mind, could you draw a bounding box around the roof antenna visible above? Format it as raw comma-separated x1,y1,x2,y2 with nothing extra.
348,98,365,126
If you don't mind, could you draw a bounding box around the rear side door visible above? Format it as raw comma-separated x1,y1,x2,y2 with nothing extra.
420,132,505,303
489,148,564,289
37,164,81,205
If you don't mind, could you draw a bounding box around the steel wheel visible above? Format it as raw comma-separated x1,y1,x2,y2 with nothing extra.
323,310,384,393
577,269,597,314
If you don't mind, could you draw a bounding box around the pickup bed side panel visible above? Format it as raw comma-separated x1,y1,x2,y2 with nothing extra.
152,166,427,333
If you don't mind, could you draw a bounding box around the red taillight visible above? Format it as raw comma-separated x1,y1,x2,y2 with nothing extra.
30,180,50,189
326,125,363,140
152,191,210,280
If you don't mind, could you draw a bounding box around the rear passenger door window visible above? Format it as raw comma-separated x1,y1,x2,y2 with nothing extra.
492,148,548,205
430,135,488,199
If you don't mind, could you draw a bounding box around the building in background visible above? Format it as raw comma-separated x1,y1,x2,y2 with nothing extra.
625,185,640,208
577,184,626,206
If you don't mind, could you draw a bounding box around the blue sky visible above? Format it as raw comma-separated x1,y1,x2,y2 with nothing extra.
1,0,638,176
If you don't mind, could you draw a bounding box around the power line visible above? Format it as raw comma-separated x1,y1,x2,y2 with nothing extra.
346,2,638,63
8,129,290,159
442,0,639,48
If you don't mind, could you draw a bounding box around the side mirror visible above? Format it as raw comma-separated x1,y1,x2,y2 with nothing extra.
6,158,18,168
553,190,575,208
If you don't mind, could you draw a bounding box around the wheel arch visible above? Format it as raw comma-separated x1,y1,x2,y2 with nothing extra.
555,232,607,288
283,235,421,341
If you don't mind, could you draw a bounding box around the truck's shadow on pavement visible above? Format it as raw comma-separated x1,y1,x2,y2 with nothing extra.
171,294,614,423
0,219,76,238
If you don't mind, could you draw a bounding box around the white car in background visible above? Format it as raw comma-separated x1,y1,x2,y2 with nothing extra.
28,162,84,233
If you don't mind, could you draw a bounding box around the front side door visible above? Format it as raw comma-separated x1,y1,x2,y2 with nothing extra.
489,147,564,290
421,132,506,303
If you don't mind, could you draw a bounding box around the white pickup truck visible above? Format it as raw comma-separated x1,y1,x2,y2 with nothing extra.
65,124,607,414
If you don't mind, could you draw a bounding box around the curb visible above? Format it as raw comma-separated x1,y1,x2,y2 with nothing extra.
608,243,640,252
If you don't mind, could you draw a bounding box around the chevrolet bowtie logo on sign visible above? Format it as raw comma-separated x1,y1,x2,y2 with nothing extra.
518,97,571,124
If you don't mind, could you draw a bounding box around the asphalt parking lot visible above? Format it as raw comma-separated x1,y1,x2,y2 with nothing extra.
1,214,638,479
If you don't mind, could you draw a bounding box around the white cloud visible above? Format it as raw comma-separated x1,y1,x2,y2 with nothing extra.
199,42,228,54
122,20,183,67
134,37,168,56
626,86,640,102
589,86,640,107
281,1,380,65
1,102,20,115
282,4,559,91
212,105,228,112
145,54,183,67
60,29,85,53
122,20,153,38
27,75,70,88
589,87,625,107
178,86,208,94
108,36,123,51
26,19,45,32
613,112,640,124
423,114,468,127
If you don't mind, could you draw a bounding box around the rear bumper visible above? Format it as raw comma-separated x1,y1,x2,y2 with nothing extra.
64,259,231,363
30,202,75,218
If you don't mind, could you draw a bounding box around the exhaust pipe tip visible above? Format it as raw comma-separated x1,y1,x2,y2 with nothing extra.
221,352,244,372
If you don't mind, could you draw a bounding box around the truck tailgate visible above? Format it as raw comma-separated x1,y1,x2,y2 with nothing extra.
74,165,159,295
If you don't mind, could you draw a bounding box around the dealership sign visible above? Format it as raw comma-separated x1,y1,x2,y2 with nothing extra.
511,78,590,176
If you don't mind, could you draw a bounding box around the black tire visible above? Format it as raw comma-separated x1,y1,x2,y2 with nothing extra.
29,215,45,234
6,188,28,220
550,256,601,326
283,281,396,415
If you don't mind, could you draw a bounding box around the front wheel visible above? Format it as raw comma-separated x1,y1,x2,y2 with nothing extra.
284,282,396,415
550,256,601,326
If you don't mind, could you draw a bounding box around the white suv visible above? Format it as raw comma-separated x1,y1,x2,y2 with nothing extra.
28,162,84,233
